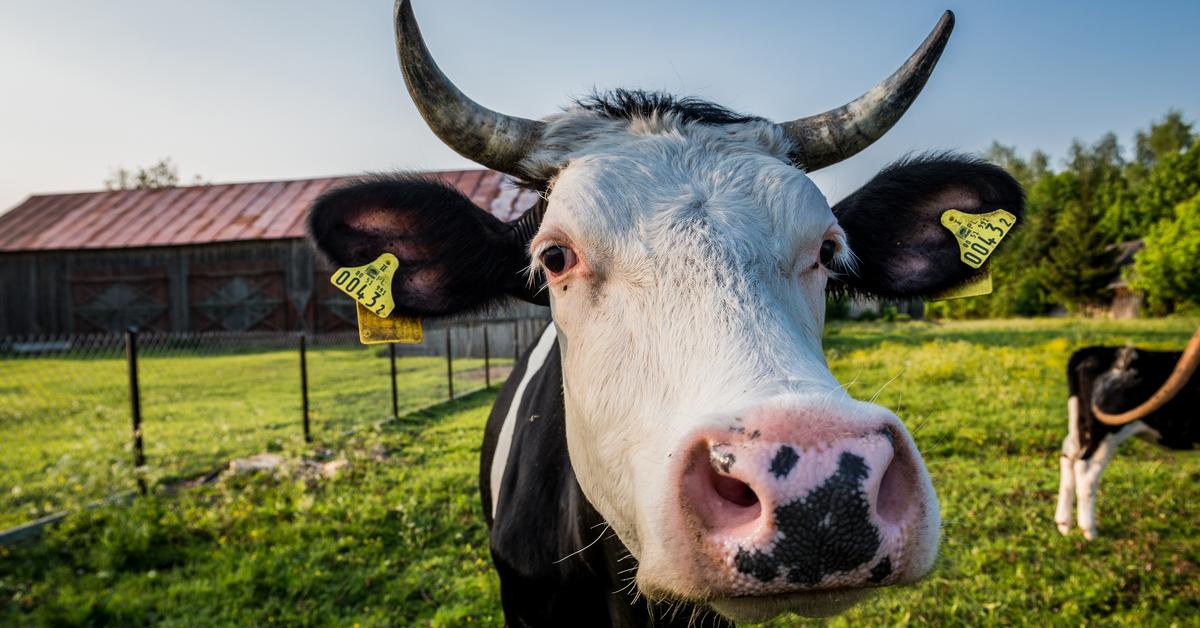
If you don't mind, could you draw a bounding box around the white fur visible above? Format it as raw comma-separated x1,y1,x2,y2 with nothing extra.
517,109,937,603
1054,396,1081,535
490,323,558,518
1056,394,1151,540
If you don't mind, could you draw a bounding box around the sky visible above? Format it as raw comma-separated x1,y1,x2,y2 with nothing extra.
1,0,1198,214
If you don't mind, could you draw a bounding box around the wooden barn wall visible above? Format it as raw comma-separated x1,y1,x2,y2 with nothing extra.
0,241,548,336
0,241,330,335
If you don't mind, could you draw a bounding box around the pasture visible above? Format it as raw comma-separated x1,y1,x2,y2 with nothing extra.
0,340,504,530
2,318,1197,625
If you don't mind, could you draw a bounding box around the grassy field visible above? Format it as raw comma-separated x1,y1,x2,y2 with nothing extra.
2,318,1198,626
0,339,506,530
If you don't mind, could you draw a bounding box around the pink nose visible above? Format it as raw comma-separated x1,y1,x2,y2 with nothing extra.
679,415,926,592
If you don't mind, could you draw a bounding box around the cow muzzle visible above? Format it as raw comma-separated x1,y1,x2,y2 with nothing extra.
660,401,939,613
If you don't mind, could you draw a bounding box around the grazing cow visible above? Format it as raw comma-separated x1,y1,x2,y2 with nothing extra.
1056,330,1200,540
308,2,1025,624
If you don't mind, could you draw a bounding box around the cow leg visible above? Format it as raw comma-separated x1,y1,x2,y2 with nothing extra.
1055,396,1081,535
1072,423,1143,540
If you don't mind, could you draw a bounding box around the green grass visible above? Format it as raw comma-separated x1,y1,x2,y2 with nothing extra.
1,341,507,530
2,319,1198,626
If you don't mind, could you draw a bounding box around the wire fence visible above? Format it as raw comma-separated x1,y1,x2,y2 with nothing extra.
0,317,548,533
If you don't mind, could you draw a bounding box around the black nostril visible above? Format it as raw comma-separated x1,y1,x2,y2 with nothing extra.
713,473,759,508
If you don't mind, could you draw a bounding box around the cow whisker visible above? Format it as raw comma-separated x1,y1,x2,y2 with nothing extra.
553,523,610,564
869,368,907,403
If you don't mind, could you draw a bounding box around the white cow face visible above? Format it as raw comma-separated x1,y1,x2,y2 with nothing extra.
529,111,937,617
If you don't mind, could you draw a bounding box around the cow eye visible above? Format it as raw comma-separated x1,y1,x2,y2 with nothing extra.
541,245,576,275
819,240,837,267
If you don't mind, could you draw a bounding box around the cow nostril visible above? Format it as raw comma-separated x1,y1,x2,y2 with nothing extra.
875,455,908,526
712,473,759,508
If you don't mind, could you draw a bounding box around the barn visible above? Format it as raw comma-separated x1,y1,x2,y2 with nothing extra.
0,171,540,336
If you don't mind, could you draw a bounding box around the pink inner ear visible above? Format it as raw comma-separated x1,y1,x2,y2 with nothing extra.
348,207,418,235
889,254,934,279
921,186,980,215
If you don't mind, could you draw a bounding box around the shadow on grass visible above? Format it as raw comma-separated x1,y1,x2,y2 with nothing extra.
823,320,1194,352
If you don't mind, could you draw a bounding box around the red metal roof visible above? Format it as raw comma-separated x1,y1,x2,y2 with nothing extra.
0,170,540,252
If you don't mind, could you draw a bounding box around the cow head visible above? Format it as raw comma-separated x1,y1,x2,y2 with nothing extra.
308,1,1023,621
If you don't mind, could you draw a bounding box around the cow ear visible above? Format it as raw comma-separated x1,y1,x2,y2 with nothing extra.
307,176,547,317
831,154,1024,298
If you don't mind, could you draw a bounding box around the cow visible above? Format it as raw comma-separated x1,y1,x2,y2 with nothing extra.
307,2,1025,624
1055,329,1199,540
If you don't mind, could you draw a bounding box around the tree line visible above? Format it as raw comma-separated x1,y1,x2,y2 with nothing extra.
930,110,1199,318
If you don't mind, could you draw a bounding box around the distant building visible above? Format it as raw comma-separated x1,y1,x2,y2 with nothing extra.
1106,239,1145,319
0,171,541,335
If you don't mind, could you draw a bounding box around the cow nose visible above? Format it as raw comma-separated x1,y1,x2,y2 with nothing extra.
679,417,924,592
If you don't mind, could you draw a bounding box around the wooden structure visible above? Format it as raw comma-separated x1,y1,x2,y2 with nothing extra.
0,171,540,335
1106,239,1145,320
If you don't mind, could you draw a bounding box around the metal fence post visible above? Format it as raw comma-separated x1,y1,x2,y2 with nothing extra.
299,333,311,443
445,325,454,400
483,324,491,389
513,320,519,364
124,326,147,496
389,342,399,420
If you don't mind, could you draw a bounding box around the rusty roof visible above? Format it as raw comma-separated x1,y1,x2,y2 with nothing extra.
0,170,540,252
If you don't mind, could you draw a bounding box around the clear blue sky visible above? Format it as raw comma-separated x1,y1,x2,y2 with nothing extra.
1,0,1198,214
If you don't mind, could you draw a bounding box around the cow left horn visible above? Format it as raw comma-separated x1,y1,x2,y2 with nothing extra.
780,11,955,172
395,0,544,178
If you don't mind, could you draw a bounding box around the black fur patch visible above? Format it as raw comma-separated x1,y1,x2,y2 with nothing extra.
574,89,764,126
734,452,881,586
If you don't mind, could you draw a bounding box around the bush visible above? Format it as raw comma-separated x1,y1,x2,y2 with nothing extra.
1133,193,1200,314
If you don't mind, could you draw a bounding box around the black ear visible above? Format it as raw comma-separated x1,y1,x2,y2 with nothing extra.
831,154,1024,298
307,175,547,317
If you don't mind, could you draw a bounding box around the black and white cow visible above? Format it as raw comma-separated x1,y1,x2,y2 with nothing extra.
308,2,1025,624
1056,335,1199,540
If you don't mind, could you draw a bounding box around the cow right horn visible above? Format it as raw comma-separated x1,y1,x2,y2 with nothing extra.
780,11,955,172
394,0,545,178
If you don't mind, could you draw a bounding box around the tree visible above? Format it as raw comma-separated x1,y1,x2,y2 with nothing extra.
1134,109,1195,168
1041,197,1119,312
1132,193,1200,314
1104,113,1199,240
105,158,203,190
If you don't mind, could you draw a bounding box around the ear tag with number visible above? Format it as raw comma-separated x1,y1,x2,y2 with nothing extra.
355,303,423,345
940,208,1017,269
331,253,399,317
930,270,993,302
330,253,423,345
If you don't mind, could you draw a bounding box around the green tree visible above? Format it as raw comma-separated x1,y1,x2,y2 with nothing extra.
1103,113,1199,240
1035,163,1119,312
105,158,203,190
1132,193,1200,314
1134,109,1195,168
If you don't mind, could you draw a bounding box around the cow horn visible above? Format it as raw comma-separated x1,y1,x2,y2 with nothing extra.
1092,326,1200,426
394,0,544,178
780,11,955,172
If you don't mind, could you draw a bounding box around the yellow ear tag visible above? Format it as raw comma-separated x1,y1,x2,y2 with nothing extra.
930,271,993,301
940,208,1017,269
330,253,423,345
355,303,423,345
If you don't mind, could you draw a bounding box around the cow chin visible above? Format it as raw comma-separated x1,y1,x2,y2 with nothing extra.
709,588,875,622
